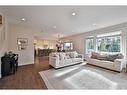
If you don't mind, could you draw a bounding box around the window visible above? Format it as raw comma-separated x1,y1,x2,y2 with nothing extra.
96,32,121,53
86,37,94,54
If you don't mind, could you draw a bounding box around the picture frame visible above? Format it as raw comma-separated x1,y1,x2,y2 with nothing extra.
17,38,28,50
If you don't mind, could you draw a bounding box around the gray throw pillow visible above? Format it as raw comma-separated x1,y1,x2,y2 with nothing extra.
107,54,119,62
97,54,107,61
91,52,99,59
117,53,124,59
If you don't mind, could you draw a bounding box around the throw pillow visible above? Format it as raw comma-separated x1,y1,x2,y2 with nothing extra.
73,51,78,58
117,53,124,59
91,52,99,59
97,54,107,60
59,53,66,60
107,54,119,62
65,52,71,59
70,52,75,58
66,54,70,59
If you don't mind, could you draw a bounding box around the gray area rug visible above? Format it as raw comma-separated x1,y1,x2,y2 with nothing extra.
39,63,127,89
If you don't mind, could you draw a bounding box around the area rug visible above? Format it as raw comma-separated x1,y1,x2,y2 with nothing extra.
39,63,127,89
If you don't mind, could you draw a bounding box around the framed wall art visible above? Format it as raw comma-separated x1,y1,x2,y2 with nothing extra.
17,38,28,50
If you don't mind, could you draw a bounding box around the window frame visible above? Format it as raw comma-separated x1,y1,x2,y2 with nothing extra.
96,33,122,54
85,37,94,54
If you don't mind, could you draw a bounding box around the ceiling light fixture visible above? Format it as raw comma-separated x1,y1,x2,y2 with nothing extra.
92,23,97,26
21,18,26,21
72,30,74,32
72,12,76,16
53,26,57,29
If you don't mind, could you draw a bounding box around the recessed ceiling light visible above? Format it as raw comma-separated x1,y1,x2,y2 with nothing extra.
21,18,26,21
53,26,57,29
92,23,97,26
72,12,76,16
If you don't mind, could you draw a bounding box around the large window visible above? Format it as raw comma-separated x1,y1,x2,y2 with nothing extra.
86,37,94,54
96,32,121,53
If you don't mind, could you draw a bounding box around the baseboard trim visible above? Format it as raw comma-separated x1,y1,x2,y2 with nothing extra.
18,62,34,66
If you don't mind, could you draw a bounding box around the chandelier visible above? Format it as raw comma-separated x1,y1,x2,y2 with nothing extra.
57,34,64,44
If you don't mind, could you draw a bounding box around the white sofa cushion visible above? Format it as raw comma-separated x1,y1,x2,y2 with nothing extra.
60,59,73,64
73,51,79,58
59,53,66,60
72,58,83,62
69,51,78,58
88,58,115,69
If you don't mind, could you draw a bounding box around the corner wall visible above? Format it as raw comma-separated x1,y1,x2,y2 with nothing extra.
8,23,56,66
8,24,36,66
0,11,9,78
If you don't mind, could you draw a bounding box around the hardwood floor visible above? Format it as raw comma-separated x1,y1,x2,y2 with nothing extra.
0,56,52,89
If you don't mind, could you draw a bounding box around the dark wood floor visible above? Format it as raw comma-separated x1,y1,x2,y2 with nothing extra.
0,57,52,89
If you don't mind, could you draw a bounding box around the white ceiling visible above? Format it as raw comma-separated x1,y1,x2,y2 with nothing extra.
1,6,127,39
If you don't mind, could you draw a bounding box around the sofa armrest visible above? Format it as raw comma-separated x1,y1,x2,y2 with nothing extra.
115,59,126,64
85,54,91,61
114,59,126,71
49,56,59,68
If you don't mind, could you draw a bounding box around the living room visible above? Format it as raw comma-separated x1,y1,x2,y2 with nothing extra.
1,3,127,92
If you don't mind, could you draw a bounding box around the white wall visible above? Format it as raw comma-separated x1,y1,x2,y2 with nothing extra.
8,24,56,66
63,22,127,58
0,10,9,78
0,20,57,78
9,24,35,66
